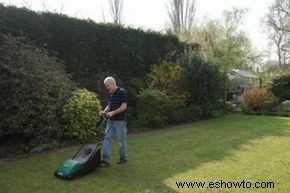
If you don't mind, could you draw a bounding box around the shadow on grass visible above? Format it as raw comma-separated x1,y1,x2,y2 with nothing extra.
0,114,289,193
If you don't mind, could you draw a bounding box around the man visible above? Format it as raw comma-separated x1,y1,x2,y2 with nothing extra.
100,76,128,166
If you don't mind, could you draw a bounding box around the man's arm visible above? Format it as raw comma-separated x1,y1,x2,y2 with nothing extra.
106,103,127,118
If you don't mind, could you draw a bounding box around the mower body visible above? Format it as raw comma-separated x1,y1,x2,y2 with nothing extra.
55,144,101,180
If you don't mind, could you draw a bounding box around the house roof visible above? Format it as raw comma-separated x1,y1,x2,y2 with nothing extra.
228,68,259,79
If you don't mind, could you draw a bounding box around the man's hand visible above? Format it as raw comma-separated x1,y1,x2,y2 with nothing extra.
99,110,106,116
105,103,127,118
105,111,114,118
99,105,110,116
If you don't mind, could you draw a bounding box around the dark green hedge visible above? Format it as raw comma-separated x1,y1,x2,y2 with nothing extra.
0,4,182,93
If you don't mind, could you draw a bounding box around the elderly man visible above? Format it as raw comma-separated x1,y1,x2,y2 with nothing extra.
100,77,128,166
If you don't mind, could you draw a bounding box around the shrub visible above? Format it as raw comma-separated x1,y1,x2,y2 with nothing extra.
179,54,224,117
270,75,290,101
148,61,186,101
137,89,170,128
243,88,278,112
63,88,102,141
275,100,290,113
0,33,74,148
148,61,189,123
31,141,59,153
225,101,236,112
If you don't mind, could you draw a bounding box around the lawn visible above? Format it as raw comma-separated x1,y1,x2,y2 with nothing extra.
0,114,290,193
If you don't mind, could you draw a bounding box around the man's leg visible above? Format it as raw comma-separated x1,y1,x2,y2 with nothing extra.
102,120,114,164
115,120,128,163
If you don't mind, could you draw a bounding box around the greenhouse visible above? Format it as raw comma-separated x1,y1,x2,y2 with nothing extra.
226,68,261,103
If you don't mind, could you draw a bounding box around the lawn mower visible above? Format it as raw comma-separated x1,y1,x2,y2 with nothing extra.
54,116,105,180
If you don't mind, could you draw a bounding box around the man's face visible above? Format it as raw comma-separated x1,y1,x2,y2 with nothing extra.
105,83,116,93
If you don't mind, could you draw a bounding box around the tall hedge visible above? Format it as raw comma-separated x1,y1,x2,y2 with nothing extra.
0,4,182,92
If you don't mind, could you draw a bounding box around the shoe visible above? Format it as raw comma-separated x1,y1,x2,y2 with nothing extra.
117,158,127,164
101,160,110,167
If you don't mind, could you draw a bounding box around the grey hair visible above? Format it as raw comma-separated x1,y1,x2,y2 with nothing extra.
104,76,116,85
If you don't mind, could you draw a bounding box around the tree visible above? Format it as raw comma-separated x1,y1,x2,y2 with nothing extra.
109,0,123,24
264,0,290,70
166,0,196,42
192,8,261,71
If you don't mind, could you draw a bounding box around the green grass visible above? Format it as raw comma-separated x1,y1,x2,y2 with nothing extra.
1,114,290,193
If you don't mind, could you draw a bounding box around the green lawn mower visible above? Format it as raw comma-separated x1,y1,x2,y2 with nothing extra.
54,117,105,180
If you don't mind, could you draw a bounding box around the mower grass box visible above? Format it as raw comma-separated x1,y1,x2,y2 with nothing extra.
55,144,101,180
55,159,82,179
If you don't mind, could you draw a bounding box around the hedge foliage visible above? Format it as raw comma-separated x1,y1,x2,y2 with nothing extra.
0,4,182,93
143,54,225,124
179,54,225,117
137,89,171,128
148,61,189,123
0,33,75,147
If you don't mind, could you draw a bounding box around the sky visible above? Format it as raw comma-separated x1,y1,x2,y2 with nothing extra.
0,0,275,52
